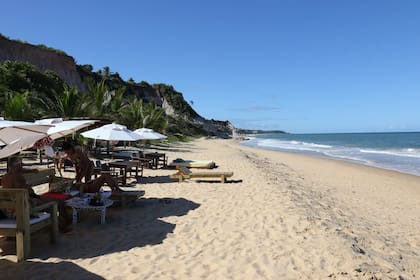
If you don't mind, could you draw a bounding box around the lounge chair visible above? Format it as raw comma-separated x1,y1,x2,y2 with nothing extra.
169,159,216,169
80,181,145,207
0,189,58,262
170,166,233,183
110,190,145,207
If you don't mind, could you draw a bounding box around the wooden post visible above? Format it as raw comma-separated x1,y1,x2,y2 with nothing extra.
15,190,30,262
51,203,58,243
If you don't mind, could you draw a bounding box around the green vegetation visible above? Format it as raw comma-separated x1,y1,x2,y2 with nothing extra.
119,96,167,131
76,64,209,137
36,44,68,56
153,83,199,119
42,85,86,118
3,92,33,121
0,61,168,135
166,116,207,136
0,60,65,120
166,134,195,143
0,34,234,139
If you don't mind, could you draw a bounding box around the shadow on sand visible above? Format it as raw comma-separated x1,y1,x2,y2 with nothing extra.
195,179,243,184
10,197,201,260
149,142,205,153
0,259,105,280
137,175,178,184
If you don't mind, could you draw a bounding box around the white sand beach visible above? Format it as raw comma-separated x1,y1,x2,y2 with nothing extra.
1,138,419,279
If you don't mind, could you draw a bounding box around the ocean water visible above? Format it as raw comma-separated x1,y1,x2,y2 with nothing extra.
241,132,420,177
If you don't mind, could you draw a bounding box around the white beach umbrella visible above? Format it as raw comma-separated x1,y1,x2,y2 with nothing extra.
133,128,167,152
0,135,50,159
0,118,52,159
0,119,51,145
81,123,143,141
133,128,167,140
35,118,97,140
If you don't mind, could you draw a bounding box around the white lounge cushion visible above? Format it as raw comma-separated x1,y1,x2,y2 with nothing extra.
0,212,51,229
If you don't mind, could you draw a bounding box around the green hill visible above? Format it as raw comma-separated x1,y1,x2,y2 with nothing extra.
0,33,233,138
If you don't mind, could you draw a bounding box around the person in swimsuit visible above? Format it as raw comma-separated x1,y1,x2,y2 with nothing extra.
60,141,94,183
74,173,123,193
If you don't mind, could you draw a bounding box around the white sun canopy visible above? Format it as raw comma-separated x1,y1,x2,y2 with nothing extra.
81,123,143,141
133,128,167,140
0,118,52,159
35,118,97,140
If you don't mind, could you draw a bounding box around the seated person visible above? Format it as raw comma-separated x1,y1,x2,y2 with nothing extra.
75,173,123,194
1,156,40,198
1,156,72,232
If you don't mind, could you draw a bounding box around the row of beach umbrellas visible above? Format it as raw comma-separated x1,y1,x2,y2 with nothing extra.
80,123,167,142
0,117,166,159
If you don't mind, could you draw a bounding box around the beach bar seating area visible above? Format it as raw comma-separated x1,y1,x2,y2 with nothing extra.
143,152,168,169
0,152,148,261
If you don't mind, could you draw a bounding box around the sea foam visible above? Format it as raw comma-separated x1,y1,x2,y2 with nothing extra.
242,134,420,176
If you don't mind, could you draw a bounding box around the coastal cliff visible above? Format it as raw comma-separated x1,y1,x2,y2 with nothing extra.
0,36,85,91
0,34,233,138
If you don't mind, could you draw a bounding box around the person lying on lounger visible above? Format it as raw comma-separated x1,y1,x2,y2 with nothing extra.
74,173,123,193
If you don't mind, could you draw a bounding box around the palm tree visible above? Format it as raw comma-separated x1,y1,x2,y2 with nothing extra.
57,85,88,118
118,96,144,129
109,86,126,117
35,85,86,118
0,86,9,113
85,78,110,118
85,78,125,119
3,91,33,120
119,96,167,131
141,101,167,131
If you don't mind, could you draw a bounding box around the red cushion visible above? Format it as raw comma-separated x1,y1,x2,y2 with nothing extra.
41,192,72,201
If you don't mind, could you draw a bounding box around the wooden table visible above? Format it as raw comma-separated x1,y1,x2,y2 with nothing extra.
144,152,166,169
108,160,142,185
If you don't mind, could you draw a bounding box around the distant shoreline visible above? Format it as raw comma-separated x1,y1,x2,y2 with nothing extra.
235,129,286,135
240,132,420,177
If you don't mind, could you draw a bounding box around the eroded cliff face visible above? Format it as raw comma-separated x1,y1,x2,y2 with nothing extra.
0,36,86,91
132,83,163,106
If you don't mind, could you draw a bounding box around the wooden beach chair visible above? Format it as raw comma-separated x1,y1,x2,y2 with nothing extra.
0,189,58,262
170,166,233,183
23,168,55,187
169,159,216,169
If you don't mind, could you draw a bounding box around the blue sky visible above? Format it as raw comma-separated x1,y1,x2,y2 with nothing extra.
1,0,420,133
